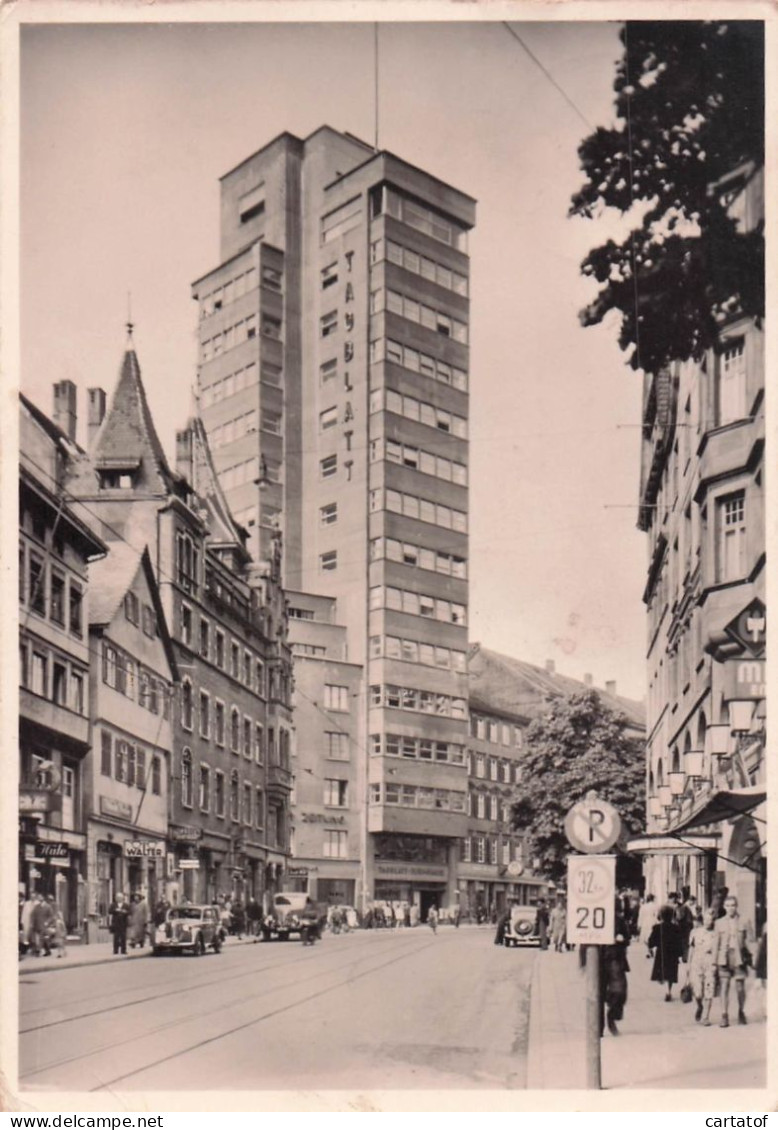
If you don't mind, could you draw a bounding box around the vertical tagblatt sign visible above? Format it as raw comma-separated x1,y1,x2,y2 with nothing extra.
567,854,616,946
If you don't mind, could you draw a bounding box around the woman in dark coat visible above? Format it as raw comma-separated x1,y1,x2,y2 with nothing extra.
649,904,684,1000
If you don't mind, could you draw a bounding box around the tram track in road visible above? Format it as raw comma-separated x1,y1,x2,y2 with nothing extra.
20,934,375,1033
20,932,437,1090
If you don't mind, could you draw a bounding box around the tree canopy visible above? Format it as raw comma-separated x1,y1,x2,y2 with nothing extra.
570,21,764,375
511,690,645,883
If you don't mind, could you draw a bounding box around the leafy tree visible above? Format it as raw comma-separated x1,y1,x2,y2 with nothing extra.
570,21,764,375
511,690,645,884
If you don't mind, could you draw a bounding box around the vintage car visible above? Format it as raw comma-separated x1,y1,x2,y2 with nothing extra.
262,893,326,941
502,905,540,947
152,904,223,956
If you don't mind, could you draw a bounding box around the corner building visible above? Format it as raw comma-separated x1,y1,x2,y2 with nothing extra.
631,162,766,929
194,127,475,914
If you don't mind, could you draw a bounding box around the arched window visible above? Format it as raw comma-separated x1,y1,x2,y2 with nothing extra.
181,748,193,807
671,746,681,773
181,678,193,730
697,711,707,750
230,769,240,821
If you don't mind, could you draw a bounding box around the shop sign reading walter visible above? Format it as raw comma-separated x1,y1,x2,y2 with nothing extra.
123,840,166,859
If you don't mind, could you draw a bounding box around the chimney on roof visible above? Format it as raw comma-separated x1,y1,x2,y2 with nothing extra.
52,380,77,442
87,388,106,449
545,659,555,674
584,673,593,687
606,680,617,695
176,426,193,484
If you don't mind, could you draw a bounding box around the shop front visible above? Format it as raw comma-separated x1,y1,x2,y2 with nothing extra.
20,827,87,934
373,860,448,922
87,801,168,943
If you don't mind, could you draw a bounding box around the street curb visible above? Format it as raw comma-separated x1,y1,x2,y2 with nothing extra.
525,950,543,1089
18,935,257,974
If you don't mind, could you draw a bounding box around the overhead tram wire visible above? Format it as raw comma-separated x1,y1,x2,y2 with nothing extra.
501,22,593,132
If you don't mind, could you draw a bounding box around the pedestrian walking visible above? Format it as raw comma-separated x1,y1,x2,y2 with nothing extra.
108,892,130,955
128,894,149,948
19,894,35,957
246,896,262,940
648,904,684,1000
675,893,696,962
711,886,729,920
52,905,68,959
754,923,767,988
687,907,718,1025
31,894,55,956
494,906,511,946
599,913,631,1036
427,904,439,934
637,894,657,957
712,894,754,1027
535,899,550,951
550,902,567,952
231,898,246,939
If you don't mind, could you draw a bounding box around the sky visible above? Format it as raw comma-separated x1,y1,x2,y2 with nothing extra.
19,17,649,701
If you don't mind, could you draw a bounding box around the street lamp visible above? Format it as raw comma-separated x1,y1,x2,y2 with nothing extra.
684,748,704,779
669,771,685,796
704,724,731,758
728,699,756,734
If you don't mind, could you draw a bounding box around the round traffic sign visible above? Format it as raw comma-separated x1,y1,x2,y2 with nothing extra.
564,794,621,853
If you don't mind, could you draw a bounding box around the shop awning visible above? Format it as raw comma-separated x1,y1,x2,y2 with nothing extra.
670,786,766,834
626,832,719,856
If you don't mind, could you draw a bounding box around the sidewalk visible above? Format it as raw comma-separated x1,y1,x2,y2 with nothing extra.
17,932,259,974
527,946,767,1090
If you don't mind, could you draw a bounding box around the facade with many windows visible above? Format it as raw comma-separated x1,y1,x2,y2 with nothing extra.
285,592,364,907
192,127,475,916
632,163,765,930
63,344,292,910
19,390,107,932
87,547,177,938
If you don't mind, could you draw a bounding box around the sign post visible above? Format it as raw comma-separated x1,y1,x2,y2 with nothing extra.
564,792,621,1091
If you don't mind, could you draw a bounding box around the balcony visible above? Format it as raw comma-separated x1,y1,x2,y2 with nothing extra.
20,689,89,749
368,804,467,838
267,762,293,791
694,419,764,505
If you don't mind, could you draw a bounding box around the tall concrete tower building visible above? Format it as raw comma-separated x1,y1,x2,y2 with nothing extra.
193,127,475,913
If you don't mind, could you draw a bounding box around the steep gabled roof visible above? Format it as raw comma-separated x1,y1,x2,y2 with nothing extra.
89,544,179,683
469,644,646,732
89,348,174,494
187,415,249,561
88,540,144,627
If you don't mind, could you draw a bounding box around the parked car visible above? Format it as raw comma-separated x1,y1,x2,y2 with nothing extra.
502,905,540,947
152,905,223,956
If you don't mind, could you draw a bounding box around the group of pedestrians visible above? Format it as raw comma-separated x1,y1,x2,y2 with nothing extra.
19,892,67,959
644,889,766,1029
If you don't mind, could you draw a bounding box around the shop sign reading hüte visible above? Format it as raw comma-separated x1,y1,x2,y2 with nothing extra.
34,841,69,859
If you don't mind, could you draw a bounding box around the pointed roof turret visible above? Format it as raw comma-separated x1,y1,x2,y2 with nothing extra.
88,342,175,495
182,415,250,561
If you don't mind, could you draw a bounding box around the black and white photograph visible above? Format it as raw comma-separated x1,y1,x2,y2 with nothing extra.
3,1,771,1111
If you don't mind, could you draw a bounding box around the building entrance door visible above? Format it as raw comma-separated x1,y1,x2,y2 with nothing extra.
419,889,443,922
